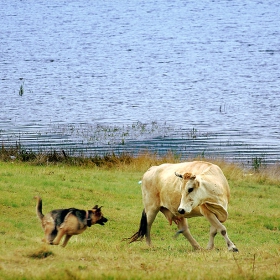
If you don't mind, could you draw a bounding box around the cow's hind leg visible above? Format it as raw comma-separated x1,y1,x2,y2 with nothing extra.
201,205,238,252
176,218,201,250
145,207,159,245
126,208,158,245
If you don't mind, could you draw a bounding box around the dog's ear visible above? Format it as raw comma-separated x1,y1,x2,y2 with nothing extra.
93,205,102,211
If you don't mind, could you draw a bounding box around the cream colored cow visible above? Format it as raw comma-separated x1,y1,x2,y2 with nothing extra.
127,161,238,252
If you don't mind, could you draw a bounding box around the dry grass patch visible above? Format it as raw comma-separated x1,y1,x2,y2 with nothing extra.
27,246,55,259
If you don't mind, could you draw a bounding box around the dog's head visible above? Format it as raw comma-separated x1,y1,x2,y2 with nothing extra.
87,205,108,227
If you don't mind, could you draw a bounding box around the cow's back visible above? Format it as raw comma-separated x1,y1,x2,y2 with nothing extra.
142,161,222,190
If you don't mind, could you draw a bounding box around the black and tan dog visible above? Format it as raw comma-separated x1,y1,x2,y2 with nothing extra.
34,196,107,247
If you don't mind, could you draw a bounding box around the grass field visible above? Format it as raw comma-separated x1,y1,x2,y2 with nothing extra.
0,156,279,280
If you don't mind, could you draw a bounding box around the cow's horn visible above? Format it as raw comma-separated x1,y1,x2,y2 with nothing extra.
175,172,183,178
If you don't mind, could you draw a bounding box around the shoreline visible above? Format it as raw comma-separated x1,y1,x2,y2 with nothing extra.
1,122,279,167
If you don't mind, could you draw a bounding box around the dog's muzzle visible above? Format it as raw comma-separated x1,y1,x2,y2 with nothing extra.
96,217,108,226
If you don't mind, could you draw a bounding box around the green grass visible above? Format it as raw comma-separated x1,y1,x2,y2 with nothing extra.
0,158,279,280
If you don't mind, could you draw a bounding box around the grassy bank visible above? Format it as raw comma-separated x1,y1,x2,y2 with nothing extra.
0,156,279,279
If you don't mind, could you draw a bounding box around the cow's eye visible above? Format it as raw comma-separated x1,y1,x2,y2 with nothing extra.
188,187,194,193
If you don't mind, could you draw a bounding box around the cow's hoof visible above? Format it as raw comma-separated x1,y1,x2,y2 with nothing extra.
229,246,239,252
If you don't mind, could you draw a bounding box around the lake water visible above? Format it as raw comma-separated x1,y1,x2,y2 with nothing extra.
0,0,279,165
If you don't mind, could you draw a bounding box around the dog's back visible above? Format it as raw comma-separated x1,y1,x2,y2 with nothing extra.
49,208,87,228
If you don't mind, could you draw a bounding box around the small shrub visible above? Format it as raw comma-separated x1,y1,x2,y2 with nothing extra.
20,149,37,161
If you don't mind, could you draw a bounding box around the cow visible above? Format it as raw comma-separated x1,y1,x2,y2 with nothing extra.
127,161,238,252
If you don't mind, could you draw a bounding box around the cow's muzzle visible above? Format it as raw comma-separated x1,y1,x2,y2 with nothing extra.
178,208,185,215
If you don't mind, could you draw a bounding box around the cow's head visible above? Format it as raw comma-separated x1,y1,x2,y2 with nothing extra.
175,172,200,214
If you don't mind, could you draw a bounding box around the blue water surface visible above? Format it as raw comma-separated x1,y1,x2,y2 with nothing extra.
0,0,279,163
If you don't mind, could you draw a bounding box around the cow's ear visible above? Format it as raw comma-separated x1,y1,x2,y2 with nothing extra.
175,172,183,179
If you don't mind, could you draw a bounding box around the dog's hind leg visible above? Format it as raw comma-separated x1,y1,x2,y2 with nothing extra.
43,232,56,244
43,217,56,244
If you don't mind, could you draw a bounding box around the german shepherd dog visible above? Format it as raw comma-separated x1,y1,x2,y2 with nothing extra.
34,196,108,247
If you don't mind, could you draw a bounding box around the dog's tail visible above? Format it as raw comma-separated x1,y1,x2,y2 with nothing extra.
34,196,44,221
123,209,147,243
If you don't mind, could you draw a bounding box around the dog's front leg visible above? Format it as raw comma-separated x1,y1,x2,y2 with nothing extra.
52,229,65,245
61,235,72,247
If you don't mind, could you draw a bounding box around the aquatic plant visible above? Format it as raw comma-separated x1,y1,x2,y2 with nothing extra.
19,81,24,96
252,156,264,171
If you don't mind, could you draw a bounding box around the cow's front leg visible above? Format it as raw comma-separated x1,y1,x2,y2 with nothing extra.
176,218,201,250
206,225,217,250
200,205,238,252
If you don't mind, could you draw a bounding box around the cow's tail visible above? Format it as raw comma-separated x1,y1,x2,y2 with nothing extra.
124,209,147,243
34,196,44,221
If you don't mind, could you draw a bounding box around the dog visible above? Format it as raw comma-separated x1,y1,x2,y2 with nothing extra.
34,196,108,247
